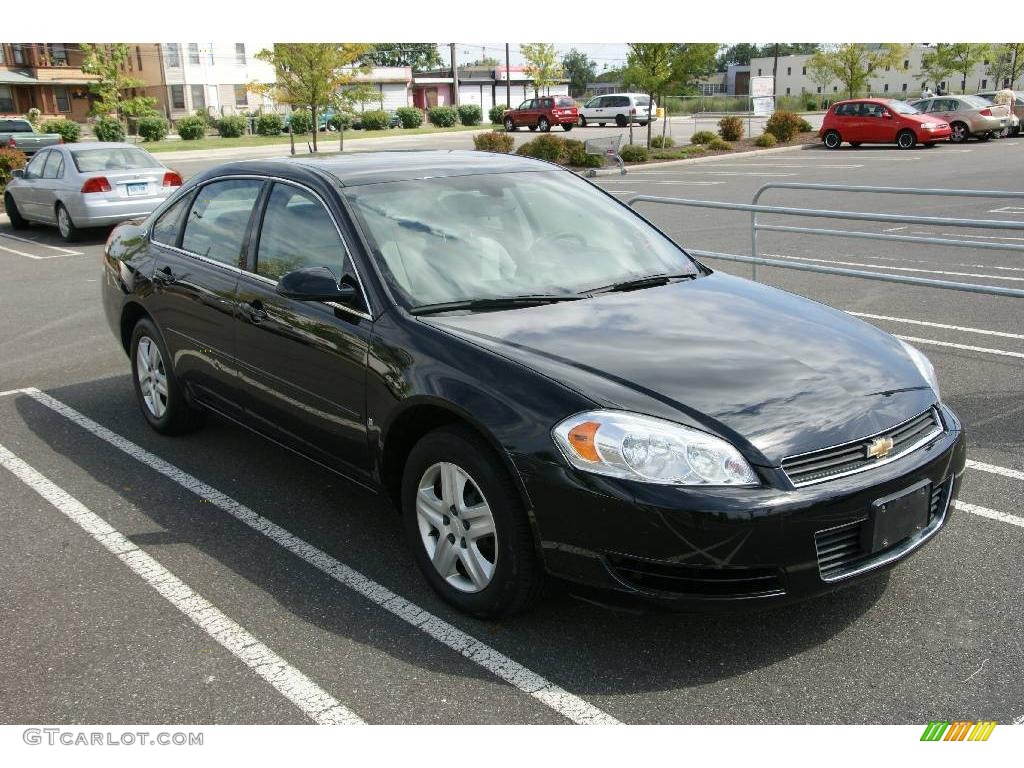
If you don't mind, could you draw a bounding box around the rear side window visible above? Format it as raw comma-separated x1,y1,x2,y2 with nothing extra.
181,179,263,266
151,195,192,246
255,183,348,282
635,96,650,106
834,103,858,116
612,96,630,108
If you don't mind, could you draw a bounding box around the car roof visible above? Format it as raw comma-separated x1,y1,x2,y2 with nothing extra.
63,141,156,151
193,150,560,188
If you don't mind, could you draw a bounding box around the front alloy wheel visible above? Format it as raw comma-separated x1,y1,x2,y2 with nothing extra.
896,130,916,149
504,117,515,132
949,122,969,143
416,462,497,593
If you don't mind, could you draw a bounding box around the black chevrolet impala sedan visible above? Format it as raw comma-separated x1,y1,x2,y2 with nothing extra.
101,150,966,617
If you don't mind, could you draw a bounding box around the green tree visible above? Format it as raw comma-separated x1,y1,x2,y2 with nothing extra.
520,43,564,97
814,44,907,98
806,50,836,106
363,43,441,70
716,43,761,69
252,43,371,152
938,44,991,92
80,44,157,124
562,48,597,97
918,48,955,92
342,81,384,113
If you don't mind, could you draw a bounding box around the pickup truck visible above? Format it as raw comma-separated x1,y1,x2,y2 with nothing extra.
0,118,63,156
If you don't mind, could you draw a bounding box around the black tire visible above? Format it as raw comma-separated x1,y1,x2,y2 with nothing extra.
924,142,937,147
538,116,550,132
578,115,587,127
401,425,543,619
528,125,537,132
4,193,30,230
598,122,606,127
896,129,916,149
129,317,204,435
561,123,573,132
949,121,969,143
850,142,862,147
823,130,842,149
978,132,991,142
504,117,515,132
615,114,628,127
55,203,79,242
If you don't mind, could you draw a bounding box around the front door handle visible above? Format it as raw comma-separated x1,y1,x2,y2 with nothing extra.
245,299,268,324
152,265,177,285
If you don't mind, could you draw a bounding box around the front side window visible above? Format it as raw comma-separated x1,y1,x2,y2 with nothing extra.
181,179,263,265
24,151,48,178
151,195,192,246
517,100,532,110
345,171,698,309
255,183,347,281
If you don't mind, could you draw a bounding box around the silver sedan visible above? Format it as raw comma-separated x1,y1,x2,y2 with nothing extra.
3,142,181,241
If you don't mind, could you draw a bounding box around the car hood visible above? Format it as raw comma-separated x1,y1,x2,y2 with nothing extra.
421,273,937,466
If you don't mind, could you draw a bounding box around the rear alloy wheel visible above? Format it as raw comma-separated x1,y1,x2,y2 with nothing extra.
130,318,203,435
4,193,30,230
56,203,78,242
896,129,916,149
949,122,969,143
504,117,516,132
578,115,587,127
402,426,542,618
538,116,550,132
615,114,628,127
823,130,842,149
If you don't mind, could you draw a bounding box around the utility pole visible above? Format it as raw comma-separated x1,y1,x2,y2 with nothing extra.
450,42,460,106
505,43,511,107
772,43,779,97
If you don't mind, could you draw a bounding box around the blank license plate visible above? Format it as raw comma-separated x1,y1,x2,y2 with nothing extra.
870,480,931,551
126,183,148,196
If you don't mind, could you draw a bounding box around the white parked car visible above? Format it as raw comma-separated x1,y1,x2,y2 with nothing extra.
578,93,656,127
3,142,182,242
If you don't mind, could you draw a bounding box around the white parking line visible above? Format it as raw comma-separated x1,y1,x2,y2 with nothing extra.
0,232,82,256
894,334,1024,360
847,312,1024,341
0,442,363,725
953,500,1024,529
598,180,724,185
965,460,1024,482
766,253,1024,282
988,206,1024,214
13,387,619,726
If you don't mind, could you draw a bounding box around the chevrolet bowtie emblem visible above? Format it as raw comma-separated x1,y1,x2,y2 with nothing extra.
866,436,895,460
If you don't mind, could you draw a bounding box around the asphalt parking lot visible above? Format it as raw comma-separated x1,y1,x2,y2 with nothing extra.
0,135,1021,725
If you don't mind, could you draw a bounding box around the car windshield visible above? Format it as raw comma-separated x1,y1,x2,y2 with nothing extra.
344,170,699,309
71,147,162,173
888,101,920,115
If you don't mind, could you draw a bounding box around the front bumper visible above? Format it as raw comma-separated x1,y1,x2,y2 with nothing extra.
516,404,965,609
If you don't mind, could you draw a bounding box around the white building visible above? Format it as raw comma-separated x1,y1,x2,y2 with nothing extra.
153,42,278,119
748,45,1010,100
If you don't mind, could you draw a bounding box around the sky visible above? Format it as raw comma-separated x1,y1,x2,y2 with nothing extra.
441,43,631,71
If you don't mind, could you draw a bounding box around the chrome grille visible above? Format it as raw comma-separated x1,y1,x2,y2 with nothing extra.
783,408,943,487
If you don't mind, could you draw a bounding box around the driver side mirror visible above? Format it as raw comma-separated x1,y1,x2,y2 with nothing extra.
11,169,25,179
276,266,357,304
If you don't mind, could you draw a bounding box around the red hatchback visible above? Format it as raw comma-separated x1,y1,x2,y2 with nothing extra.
818,98,951,149
503,96,578,132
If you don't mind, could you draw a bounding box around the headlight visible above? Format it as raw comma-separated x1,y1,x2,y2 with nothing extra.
552,410,759,486
899,339,940,401
921,122,939,129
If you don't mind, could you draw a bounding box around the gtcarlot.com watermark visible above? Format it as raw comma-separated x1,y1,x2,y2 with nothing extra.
23,728,203,746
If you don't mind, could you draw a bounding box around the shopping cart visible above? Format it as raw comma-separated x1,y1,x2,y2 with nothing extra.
583,135,626,177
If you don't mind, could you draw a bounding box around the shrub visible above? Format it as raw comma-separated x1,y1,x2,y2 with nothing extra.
650,135,675,148
42,118,80,143
176,116,207,140
575,152,604,168
707,137,732,151
717,115,744,141
488,104,508,124
360,110,392,131
562,138,587,166
395,106,424,129
256,112,284,136
329,111,356,130
457,104,482,126
515,133,566,163
94,116,126,142
764,110,802,143
427,106,459,127
689,130,716,145
287,108,314,134
217,115,248,138
26,107,41,127
0,147,28,188
754,132,778,148
137,116,169,142
619,144,649,163
798,118,814,133
473,131,515,153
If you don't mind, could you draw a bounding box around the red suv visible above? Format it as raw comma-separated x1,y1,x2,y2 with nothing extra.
503,96,578,132
818,98,951,149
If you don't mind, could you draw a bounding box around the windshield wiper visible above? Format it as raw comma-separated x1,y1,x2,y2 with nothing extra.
582,272,696,295
410,295,586,316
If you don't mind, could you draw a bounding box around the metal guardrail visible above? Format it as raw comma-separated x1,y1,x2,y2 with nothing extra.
628,183,1024,298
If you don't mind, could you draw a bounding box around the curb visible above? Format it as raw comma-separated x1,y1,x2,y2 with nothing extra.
585,142,817,176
